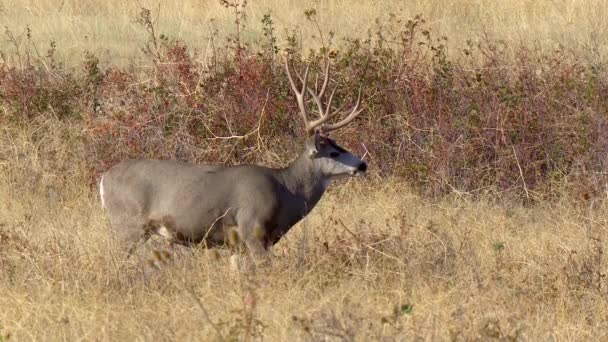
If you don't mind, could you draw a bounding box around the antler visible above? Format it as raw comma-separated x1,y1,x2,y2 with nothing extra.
284,58,364,136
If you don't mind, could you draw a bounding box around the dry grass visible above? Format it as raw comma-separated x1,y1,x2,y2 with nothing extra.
2,2,608,339
1,124,608,341
1,0,607,66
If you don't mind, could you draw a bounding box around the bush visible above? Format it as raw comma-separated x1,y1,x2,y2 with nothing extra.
1,10,607,200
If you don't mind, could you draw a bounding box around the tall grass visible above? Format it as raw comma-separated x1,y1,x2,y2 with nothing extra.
1,149,608,339
1,0,607,66
1,2,608,340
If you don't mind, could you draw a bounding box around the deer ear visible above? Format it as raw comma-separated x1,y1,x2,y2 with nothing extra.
308,131,323,158
314,130,328,151
305,132,316,157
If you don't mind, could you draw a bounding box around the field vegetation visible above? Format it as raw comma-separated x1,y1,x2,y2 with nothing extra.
1,0,608,340
2,0,608,66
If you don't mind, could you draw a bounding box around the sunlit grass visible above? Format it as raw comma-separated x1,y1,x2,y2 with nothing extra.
1,0,607,66
1,1,608,339
1,122,608,340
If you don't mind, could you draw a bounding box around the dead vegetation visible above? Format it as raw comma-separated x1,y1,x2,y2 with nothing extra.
1,131,608,340
2,176,608,340
1,1,608,340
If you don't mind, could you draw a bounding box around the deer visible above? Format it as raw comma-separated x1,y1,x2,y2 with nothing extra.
99,58,368,261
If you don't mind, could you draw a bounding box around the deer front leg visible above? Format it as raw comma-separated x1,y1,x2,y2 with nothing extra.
235,221,270,266
228,227,269,273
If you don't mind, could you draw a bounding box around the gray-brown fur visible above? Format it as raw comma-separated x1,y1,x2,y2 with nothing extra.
100,133,367,256
100,59,368,258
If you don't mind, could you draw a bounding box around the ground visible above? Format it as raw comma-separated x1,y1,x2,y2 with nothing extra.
1,0,608,340
1,176,607,340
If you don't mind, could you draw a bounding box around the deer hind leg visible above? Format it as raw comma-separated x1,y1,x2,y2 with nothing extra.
108,216,151,257
125,229,151,257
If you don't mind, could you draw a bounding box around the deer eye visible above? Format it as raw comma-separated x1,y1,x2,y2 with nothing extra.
329,152,340,158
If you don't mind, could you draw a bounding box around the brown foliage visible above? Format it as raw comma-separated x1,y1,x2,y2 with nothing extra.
1,14,607,200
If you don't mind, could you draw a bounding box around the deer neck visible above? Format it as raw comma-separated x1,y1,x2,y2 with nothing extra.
278,152,329,207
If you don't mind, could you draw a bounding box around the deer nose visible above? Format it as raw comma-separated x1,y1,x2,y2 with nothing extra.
357,162,368,173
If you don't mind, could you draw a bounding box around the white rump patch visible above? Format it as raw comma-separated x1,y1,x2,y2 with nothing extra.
99,175,106,208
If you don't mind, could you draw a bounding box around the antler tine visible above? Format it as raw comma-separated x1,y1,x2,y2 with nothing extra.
304,85,336,129
299,59,330,100
304,59,331,113
287,58,334,134
301,59,335,129
321,86,364,133
318,59,331,100
285,59,314,134
286,57,365,135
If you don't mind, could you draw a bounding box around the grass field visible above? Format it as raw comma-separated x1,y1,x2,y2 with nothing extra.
2,0,608,340
1,113,608,341
1,0,607,66
2,163,608,340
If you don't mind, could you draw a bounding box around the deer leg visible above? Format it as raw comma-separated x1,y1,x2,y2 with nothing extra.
110,218,151,258
125,230,151,257
237,221,270,266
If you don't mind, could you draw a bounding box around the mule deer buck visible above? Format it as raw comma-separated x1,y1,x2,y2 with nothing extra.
99,58,367,260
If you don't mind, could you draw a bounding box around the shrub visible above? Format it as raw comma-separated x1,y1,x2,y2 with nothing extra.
1,10,607,200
